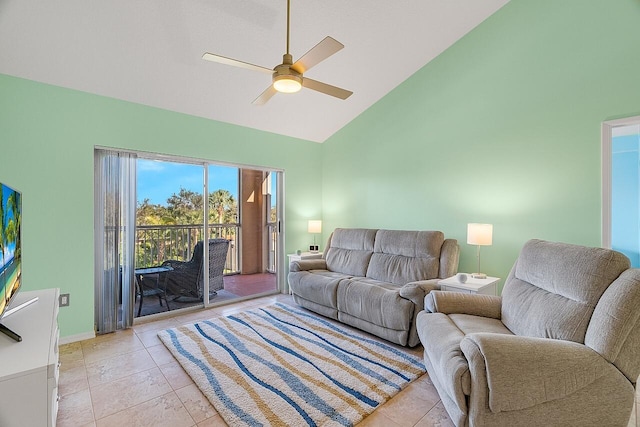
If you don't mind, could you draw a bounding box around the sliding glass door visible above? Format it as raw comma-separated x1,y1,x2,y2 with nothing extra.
135,159,206,316
220,167,279,298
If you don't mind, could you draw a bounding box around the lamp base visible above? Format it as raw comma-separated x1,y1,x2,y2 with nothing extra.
471,272,487,279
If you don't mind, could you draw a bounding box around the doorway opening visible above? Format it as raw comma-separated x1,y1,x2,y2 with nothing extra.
602,116,640,267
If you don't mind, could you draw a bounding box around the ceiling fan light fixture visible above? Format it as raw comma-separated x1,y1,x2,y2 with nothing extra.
202,0,352,104
273,74,302,93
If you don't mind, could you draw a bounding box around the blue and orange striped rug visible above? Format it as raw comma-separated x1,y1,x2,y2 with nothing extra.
158,303,425,427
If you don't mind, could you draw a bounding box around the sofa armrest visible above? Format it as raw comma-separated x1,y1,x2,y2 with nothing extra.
289,259,328,272
424,291,502,319
399,280,439,311
460,333,618,413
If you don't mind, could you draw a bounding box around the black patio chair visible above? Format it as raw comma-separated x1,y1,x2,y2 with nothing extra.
161,239,230,301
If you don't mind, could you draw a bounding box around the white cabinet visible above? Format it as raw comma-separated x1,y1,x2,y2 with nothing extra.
0,288,60,427
438,275,500,295
287,252,323,264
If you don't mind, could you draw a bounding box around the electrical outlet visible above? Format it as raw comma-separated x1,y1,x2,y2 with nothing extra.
59,293,70,307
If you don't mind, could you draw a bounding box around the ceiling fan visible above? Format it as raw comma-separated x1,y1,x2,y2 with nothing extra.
202,0,353,105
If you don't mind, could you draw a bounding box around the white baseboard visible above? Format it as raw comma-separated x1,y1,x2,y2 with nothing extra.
59,331,95,345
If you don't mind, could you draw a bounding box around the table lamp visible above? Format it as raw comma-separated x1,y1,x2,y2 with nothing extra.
308,220,322,253
467,223,493,279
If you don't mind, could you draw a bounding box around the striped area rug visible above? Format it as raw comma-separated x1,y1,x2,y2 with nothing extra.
158,303,425,427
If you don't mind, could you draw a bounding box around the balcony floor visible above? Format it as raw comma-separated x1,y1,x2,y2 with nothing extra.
135,272,277,317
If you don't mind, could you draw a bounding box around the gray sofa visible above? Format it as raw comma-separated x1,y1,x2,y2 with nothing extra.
288,228,459,347
417,239,640,426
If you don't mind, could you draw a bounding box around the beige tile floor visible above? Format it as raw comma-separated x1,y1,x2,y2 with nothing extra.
57,294,453,427
57,293,639,427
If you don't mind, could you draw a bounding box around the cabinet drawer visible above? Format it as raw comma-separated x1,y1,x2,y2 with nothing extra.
441,285,472,294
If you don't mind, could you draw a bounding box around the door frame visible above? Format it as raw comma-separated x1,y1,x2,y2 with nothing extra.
601,115,640,248
95,146,286,323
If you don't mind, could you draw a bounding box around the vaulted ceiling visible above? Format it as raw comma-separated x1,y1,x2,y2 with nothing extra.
0,0,509,142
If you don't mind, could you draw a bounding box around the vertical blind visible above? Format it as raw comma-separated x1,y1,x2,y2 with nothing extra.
94,149,137,333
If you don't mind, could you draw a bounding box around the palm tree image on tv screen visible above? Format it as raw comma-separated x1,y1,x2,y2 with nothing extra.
0,183,22,316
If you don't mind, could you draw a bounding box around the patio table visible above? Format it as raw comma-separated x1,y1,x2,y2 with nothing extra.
134,266,173,316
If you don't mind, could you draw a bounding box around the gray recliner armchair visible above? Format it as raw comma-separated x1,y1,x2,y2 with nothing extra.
417,239,640,426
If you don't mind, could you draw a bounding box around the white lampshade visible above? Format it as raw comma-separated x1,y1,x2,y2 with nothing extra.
307,220,322,234
467,223,493,246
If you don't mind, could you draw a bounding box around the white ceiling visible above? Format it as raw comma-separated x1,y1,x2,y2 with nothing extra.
0,0,509,143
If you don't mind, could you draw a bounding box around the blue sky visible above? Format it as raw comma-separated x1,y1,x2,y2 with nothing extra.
137,159,276,207
137,160,238,205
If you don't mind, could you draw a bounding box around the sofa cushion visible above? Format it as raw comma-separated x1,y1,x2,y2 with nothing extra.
338,312,410,347
417,312,471,413
417,312,513,416
325,228,377,277
366,230,444,285
448,314,513,336
336,277,413,331
288,270,349,309
501,239,630,343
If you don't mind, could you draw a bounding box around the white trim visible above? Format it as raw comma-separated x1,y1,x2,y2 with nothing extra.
604,116,640,128
93,145,284,173
602,115,640,249
59,331,96,345
612,124,640,138
602,122,612,248
203,165,210,307
277,171,286,293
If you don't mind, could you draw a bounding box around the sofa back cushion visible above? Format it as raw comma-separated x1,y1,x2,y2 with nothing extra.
366,230,444,285
501,239,630,343
325,228,377,276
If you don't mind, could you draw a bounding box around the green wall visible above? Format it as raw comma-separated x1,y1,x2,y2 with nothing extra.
3,0,640,338
322,0,640,287
0,74,322,339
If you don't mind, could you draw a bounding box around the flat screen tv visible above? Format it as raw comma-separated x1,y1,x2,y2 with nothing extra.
0,182,22,341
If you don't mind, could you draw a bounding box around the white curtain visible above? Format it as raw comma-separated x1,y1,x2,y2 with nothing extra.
94,149,136,333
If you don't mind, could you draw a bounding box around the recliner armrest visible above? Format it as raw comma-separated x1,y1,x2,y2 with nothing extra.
424,291,502,319
460,333,622,413
289,259,328,272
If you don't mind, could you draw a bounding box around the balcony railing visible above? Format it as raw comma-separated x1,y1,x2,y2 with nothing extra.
135,223,278,273
135,224,240,273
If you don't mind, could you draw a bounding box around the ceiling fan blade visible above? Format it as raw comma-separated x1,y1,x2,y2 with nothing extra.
302,78,352,100
291,36,344,74
202,52,273,74
252,85,278,105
